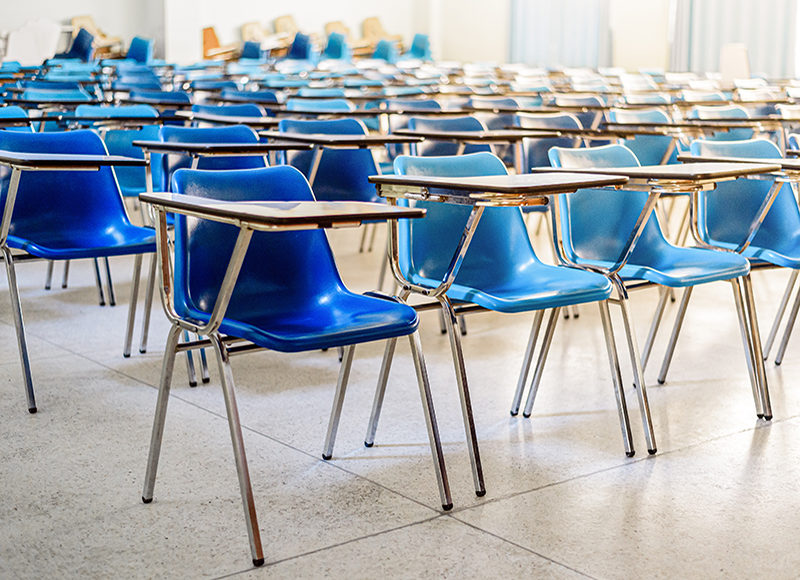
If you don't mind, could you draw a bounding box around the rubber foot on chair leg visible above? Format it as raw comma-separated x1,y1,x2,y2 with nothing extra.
522,412,531,418
657,378,665,385
476,489,486,497
253,558,265,567
28,406,37,414
763,414,773,421
322,453,332,460
123,353,131,358
189,381,197,388
139,348,147,354
509,410,518,416
364,441,373,448
775,361,781,366
201,377,210,384
757,413,764,419
648,448,657,455
625,451,635,457
440,329,447,335
442,502,453,511
142,496,152,504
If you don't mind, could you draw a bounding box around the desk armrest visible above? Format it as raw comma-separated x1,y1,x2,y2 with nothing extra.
0,150,146,168
132,140,313,154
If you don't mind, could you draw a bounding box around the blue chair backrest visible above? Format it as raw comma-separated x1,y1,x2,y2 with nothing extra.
407,115,490,156
286,98,354,112
20,87,92,102
114,70,161,91
691,138,800,250
75,104,163,195
159,125,265,183
688,104,753,140
170,166,347,323
191,103,264,118
221,88,279,104
296,87,347,98
406,34,431,60
127,37,154,64
323,33,351,60
288,33,315,60
394,152,542,288
516,112,582,170
240,41,264,61
277,118,379,202
64,28,95,61
0,130,131,239
373,40,398,63
190,79,238,91
0,105,32,132
130,89,192,104
553,94,605,129
609,108,678,165
549,143,673,265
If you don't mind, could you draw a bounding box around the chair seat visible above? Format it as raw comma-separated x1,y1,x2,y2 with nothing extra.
710,240,800,269
187,291,419,352
575,245,749,287
410,262,613,313
8,224,156,260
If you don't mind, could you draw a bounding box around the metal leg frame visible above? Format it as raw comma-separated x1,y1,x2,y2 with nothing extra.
773,271,800,365
61,260,70,288
3,247,36,413
93,258,106,306
656,286,693,385
731,279,765,417
741,275,771,419
522,308,561,418
322,345,356,460
641,286,671,372
103,257,116,307
123,254,143,357
44,260,54,290
510,310,545,416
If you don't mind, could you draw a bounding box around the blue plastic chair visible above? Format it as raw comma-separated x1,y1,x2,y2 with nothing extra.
407,116,491,157
129,89,192,104
323,32,351,60
220,88,279,105
142,165,452,566
553,94,606,129
285,98,354,112
286,32,317,62
296,87,347,98
127,37,154,64
189,79,238,92
53,28,94,62
384,152,640,472
608,108,679,165
0,129,157,411
372,39,398,63
688,104,753,140
549,143,769,431
112,71,162,92
516,112,583,169
240,41,265,61
0,105,33,132
690,138,800,366
190,103,265,119
159,125,266,180
402,34,432,60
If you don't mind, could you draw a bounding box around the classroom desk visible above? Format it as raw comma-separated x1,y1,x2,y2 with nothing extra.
260,131,423,185
392,128,560,173
0,150,147,413
138,190,429,566
174,110,280,129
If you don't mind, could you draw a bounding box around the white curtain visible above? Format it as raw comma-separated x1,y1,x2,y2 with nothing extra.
510,0,612,68
675,0,796,77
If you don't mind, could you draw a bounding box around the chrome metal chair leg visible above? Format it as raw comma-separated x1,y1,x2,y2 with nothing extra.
598,300,635,456
641,286,670,372
61,260,70,288
93,258,106,306
376,251,388,292
322,344,356,460
764,270,798,360
123,254,143,358
44,260,54,290
365,338,397,447
139,252,157,353
775,275,800,366
522,307,561,418
731,279,763,417
616,287,657,454
103,257,116,306
570,304,580,318
367,221,378,252
2,247,36,413
656,287,693,385
198,343,210,383
408,330,453,510
142,324,181,504
183,330,198,387
439,295,485,497
209,333,265,567
510,310,545,416
458,314,467,336
358,225,369,253
438,309,447,334
742,274,772,420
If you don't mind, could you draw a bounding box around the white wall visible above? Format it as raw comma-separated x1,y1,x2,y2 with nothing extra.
609,0,670,70
436,0,510,63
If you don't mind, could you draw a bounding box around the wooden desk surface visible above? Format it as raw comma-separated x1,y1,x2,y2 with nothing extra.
532,162,781,181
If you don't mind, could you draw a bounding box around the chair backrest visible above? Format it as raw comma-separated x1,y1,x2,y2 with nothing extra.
690,138,800,250
170,166,347,326
285,98,354,112
406,34,431,60
0,105,32,132
608,107,678,165
202,27,221,54
127,37,154,64
372,39,398,63
240,41,264,61
623,93,671,105
159,125,265,184
516,112,582,170
191,103,264,118
688,104,752,140
553,94,605,129
296,87,347,98
20,87,92,102
407,115,490,156
394,152,542,289
549,143,673,265
130,89,192,104
64,28,94,61
221,88,279,104
75,104,162,195
323,32,351,60
288,33,314,60
0,130,131,240
274,15,299,35
277,118,379,202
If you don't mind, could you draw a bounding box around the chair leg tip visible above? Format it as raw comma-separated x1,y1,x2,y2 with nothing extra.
475,490,486,497
28,406,37,414
625,451,635,457
123,353,131,358
648,448,657,455
142,496,152,504
656,378,665,385
364,442,373,448
252,558,265,567
442,503,453,511
763,414,773,421
139,348,147,354
322,454,332,460
775,361,781,366
522,412,531,418
189,381,198,388
509,410,518,416
201,377,210,384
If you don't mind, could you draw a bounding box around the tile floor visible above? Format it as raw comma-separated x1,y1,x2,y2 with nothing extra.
3,225,800,579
